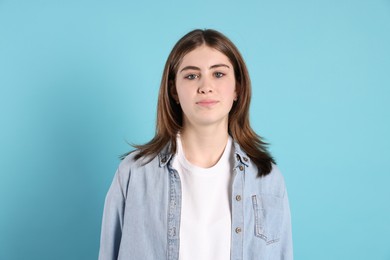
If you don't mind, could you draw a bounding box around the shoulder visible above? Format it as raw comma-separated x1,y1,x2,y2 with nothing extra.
117,150,155,175
262,164,285,184
247,163,287,198
114,150,155,191
118,150,141,171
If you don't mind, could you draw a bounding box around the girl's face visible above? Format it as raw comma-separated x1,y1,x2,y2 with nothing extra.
174,45,237,130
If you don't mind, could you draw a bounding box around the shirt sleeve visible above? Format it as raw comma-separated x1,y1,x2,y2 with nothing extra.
279,187,293,259
98,169,126,260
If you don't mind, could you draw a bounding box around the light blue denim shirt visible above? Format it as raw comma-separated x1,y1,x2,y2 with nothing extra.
99,141,293,260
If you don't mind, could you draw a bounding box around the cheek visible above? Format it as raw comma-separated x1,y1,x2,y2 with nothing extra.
226,82,237,97
176,81,194,100
176,90,192,107
176,87,187,100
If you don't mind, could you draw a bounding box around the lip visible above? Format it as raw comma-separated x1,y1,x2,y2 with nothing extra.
196,99,219,106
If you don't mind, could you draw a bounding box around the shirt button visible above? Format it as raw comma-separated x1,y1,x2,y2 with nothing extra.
169,227,176,236
161,157,167,163
235,195,241,201
235,227,242,233
243,157,248,162
239,165,244,171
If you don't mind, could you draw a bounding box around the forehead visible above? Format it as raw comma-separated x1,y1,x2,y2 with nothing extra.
178,45,232,68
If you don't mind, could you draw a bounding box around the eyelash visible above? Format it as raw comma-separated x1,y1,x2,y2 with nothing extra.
184,72,225,80
214,72,225,78
184,74,199,80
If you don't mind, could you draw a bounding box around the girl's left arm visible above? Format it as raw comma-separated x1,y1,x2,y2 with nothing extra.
279,187,293,259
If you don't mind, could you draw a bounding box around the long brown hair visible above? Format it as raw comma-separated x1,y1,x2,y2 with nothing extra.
123,29,275,176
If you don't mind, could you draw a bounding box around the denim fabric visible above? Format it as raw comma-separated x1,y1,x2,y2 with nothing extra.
99,141,293,260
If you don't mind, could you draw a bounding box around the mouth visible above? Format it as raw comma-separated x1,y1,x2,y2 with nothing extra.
196,100,219,107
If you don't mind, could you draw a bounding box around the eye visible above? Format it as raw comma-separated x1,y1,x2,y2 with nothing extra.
214,72,225,78
184,74,199,80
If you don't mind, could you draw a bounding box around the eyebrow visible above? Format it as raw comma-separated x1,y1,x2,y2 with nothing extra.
179,64,230,73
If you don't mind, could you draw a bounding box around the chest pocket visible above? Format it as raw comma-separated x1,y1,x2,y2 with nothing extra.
252,194,283,245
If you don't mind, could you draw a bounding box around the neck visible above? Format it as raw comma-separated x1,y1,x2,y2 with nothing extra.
180,124,229,168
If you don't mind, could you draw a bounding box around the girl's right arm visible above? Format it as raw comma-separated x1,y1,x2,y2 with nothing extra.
98,169,126,260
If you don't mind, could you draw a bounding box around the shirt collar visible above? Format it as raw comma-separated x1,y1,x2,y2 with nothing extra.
158,138,250,168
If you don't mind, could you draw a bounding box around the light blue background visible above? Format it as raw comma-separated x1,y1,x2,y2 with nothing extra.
1,0,389,259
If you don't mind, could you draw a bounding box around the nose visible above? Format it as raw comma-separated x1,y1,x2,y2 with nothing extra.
198,76,213,94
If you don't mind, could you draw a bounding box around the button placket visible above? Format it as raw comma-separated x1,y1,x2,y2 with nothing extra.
167,167,181,260
230,161,244,259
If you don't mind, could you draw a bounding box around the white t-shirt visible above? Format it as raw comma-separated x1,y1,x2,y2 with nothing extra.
172,136,234,260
